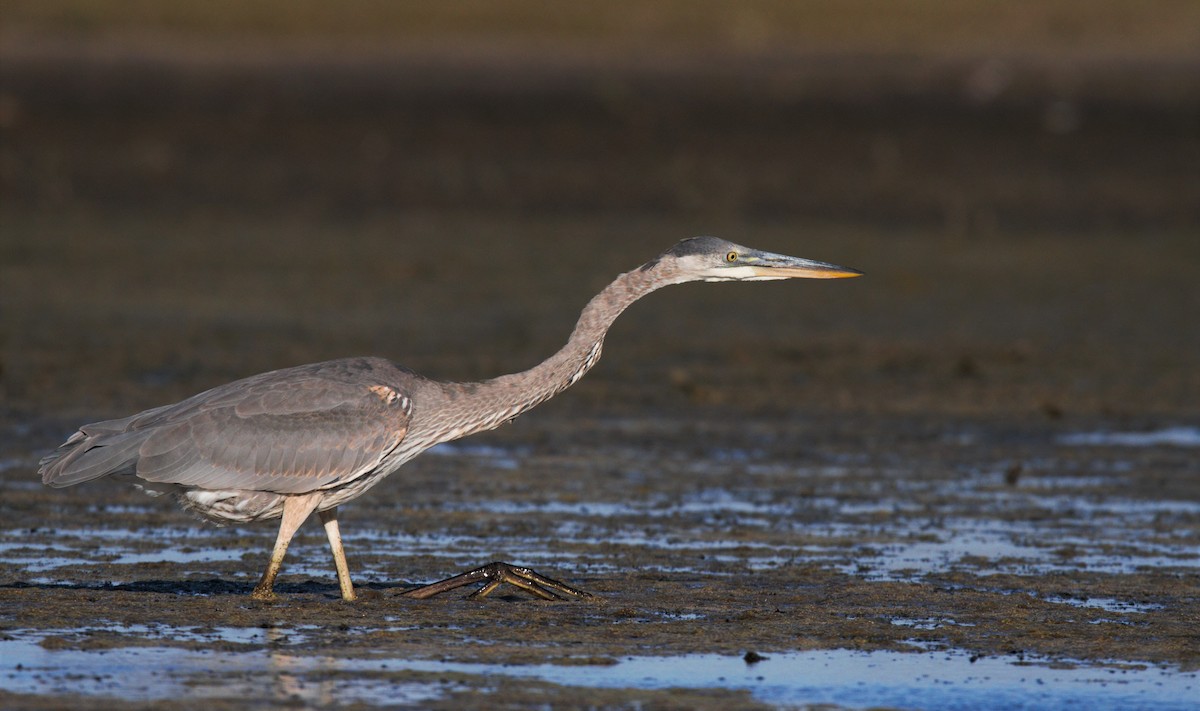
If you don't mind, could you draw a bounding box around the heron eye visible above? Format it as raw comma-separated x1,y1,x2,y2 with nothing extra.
726,251,738,262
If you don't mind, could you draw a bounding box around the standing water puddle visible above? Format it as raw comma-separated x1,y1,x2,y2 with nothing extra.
2,628,1195,709
1056,426,1200,448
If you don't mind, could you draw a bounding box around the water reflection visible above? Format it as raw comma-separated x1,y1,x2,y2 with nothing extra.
3,628,1195,709
1057,426,1200,447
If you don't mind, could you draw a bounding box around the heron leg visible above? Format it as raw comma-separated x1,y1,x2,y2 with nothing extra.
400,561,594,601
251,493,323,601
318,507,356,601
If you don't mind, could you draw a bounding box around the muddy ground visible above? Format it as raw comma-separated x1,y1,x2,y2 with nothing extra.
1,19,1199,710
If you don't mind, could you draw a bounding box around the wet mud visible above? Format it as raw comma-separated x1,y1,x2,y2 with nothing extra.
3,414,1198,708
2,25,1200,710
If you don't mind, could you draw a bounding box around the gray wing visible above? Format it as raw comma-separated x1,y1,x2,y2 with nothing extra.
40,359,413,495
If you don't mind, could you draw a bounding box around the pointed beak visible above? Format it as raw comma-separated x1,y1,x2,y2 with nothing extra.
745,251,864,280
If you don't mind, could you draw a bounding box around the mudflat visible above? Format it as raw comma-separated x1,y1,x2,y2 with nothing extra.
1,8,1198,708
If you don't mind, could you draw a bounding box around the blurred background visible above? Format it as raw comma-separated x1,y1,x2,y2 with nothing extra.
1,1,1198,425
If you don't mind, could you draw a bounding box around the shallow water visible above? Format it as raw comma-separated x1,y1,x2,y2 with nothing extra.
4,626,1196,710
9,441,1196,585
3,415,1199,708
1056,426,1200,448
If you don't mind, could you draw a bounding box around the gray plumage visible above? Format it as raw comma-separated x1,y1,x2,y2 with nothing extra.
39,236,861,601
42,358,419,525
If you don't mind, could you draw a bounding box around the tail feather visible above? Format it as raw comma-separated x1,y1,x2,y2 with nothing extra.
39,430,147,487
39,407,178,487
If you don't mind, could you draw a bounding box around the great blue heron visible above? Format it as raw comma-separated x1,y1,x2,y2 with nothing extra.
39,236,861,601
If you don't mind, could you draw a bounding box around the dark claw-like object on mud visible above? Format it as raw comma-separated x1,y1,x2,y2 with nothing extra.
400,561,595,601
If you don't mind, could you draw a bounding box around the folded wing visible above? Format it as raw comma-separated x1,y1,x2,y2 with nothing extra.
39,360,411,495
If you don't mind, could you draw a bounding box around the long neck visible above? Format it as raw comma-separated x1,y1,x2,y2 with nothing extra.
433,261,678,439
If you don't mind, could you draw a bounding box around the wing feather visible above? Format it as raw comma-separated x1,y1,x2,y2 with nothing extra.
42,431,144,486
40,358,414,494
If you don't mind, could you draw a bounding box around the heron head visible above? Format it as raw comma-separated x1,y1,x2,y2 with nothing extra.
656,236,863,283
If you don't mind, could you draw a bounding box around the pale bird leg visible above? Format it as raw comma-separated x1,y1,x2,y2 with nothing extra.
400,561,594,601
251,493,323,601
319,507,357,601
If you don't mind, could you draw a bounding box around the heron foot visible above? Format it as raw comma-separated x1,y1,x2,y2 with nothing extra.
400,561,595,601
250,584,278,602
